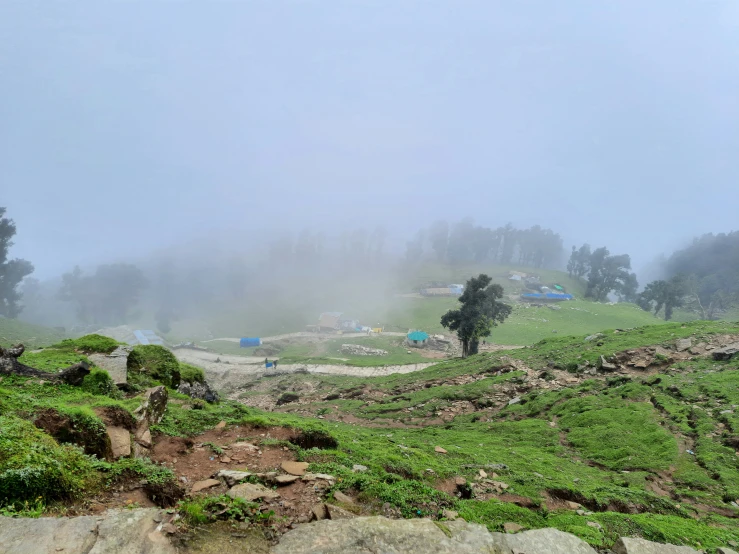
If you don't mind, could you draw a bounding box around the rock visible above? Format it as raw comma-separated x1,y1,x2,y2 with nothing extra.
106,426,131,459
216,470,252,486
333,491,354,504
0,508,175,554
508,397,521,406
712,343,739,361
281,461,309,476
598,355,618,372
326,504,357,520
177,381,219,403
302,473,336,484
675,338,692,352
161,523,177,534
504,522,524,533
275,475,300,485
134,386,168,426
227,483,280,502
88,346,131,385
505,528,598,553
191,479,220,493
717,549,739,554
214,420,227,430
435,446,448,454
272,518,597,554
613,537,701,553
134,427,152,448
584,333,605,342
352,464,368,472
310,503,328,521
586,521,602,530
566,501,581,510
442,509,458,520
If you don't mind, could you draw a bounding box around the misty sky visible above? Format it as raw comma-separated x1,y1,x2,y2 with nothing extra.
2,1,738,278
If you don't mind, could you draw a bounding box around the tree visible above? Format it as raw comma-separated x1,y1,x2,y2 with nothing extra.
58,264,148,325
428,221,449,262
638,275,687,320
441,274,512,357
0,208,34,318
584,247,635,302
567,244,591,279
405,230,424,263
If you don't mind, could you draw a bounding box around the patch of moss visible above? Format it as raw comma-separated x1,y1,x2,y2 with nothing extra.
52,334,120,354
127,345,181,389
180,363,205,385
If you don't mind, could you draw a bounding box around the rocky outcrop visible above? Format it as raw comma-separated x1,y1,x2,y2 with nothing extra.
613,537,701,553
177,380,219,403
712,343,739,361
340,344,388,356
0,508,176,554
88,346,131,385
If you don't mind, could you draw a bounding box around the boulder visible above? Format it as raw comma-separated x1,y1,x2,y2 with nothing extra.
281,461,309,476
717,549,739,554
0,508,175,554
134,386,168,426
88,346,132,385
504,528,597,553
503,522,524,533
598,355,618,372
325,504,357,520
106,426,131,459
712,343,739,361
333,491,354,504
274,475,301,485
178,380,219,403
191,479,220,493
217,470,252,486
227,483,280,502
613,538,701,554
675,338,692,352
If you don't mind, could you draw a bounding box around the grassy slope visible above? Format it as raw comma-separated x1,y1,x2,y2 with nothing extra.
0,318,66,349
4,322,739,550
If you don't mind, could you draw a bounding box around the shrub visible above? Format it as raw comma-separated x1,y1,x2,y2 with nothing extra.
0,416,101,504
53,334,119,354
127,345,181,389
180,363,205,385
81,368,119,398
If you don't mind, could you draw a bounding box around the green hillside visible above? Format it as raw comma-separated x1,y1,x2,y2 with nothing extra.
0,318,66,349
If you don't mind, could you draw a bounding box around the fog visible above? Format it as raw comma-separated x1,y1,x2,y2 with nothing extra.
3,2,739,334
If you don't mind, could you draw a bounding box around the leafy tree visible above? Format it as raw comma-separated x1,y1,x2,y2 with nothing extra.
428,220,449,262
441,274,512,357
58,264,148,325
0,208,34,318
638,275,687,320
567,244,592,279
405,230,424,263
584,247,636,302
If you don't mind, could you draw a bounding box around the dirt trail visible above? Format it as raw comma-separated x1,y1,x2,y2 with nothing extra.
173,348,435,391
202,331,408,344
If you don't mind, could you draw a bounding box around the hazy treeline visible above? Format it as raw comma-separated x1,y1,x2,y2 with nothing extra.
567,244,638,303
405,219,564,269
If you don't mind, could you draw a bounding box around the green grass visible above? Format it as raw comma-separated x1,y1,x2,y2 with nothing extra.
0,319,66,349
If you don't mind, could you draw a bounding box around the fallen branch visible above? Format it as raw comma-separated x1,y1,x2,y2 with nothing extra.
0,344,90,385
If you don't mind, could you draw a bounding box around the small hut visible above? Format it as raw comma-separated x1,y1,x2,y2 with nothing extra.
406,330,430,347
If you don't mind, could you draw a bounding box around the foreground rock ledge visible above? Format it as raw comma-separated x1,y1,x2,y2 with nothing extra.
271,516,598,554
0,508,175,554
272,516,723,554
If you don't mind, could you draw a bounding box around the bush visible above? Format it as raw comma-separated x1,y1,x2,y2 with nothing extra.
81,369,119,397
127,345,181,389
0,415,101,504
53,334,119,354
180,363,205,385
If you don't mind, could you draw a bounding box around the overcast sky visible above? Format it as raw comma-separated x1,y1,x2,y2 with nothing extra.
2,1,738,278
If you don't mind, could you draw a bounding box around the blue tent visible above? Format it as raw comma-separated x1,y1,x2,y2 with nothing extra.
240,337,262,348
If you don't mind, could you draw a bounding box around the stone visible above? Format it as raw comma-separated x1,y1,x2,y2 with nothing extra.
352,464,368,472
281,461,309,476
508,397,521,406
214,420,227,430
88,346,131,385
0,508,175,554
586,521,602,530
227,483,280,502
675,338,692,352
275,475,300,485
191,479,220,493
177,381,219,403
712,343,739,361
216,470,252,486
161,523,177,534
333,490,354,504
310,503,328,521
340,344,388,356
134,386,168,426
613,537,701,553
325,504,357,520
584,333,605,342
717,549,739,554
505,528,598,553
272,517,597,554
566,501,581,510
106,426,131,459
479,469,488,478
302,473,336,483
435,446,448,454
598,355,618,371
442,509,458,520
134,427,152,448
504,522,524,533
